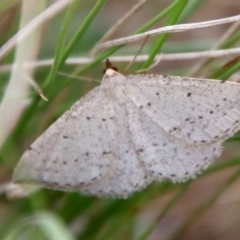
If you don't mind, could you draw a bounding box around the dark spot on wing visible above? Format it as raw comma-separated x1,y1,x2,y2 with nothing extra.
224,128,230,133
102,118,106,121
210,111,214,114
86,116,91,120
147,102,151,107
63,136,68,139
187,92,191,97
170,127,179,133
102,151,111,155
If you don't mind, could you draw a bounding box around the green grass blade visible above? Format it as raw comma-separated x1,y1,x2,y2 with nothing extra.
142,0,188,69
43,0,78,88
60,0,108,68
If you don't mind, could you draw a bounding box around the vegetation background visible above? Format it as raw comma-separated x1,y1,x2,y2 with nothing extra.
1,0,240,239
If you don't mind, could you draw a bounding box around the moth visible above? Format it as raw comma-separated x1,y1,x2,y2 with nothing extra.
13,60,240,198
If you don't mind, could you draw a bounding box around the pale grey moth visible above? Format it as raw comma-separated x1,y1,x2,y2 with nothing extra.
13,62,240,198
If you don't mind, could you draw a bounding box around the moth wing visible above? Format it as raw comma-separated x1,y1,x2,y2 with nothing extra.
13,87,116,191
125,75,240,145
125,97,222,182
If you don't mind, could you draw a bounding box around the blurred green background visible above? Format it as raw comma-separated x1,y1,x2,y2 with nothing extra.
1,0,240,239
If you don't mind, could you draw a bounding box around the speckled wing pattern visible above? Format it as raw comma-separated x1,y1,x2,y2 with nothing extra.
13,69,240,198
13,88,117,191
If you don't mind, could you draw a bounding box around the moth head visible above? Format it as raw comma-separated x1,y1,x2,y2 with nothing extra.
102,58,123,83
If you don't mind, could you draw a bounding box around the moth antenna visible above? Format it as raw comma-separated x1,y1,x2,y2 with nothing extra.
124,36,149,73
